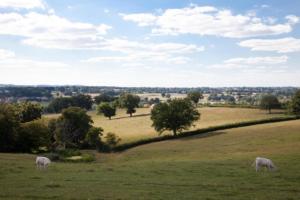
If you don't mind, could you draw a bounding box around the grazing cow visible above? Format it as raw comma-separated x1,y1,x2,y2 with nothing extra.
253,157,276,172
36,156,51,169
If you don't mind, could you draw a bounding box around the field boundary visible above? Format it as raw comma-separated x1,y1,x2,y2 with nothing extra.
112,115,300,152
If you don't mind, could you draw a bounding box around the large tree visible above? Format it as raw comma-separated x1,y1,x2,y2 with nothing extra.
55,107,93,148
151,99,200,136
17,101,43,123
94,93,114,104
0,103,20,152
119,93,140,117
290,90,300,115
187,91,203,105
260,94,281,114
72,94,93,110
97,102,116,120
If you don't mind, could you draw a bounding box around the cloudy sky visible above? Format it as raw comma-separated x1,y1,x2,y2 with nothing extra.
0,0,299,87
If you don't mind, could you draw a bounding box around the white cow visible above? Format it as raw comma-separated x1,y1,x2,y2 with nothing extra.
36,156,51,169
253,157,276,172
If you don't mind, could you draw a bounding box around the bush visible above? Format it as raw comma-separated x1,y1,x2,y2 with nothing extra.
105,132,121,148
16,119,51,152
0,103,20,152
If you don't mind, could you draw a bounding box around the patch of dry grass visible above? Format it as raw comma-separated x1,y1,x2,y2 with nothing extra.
87,107,285,143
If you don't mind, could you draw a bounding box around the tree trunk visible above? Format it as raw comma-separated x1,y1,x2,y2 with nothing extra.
130,113,132,117
109,116,111,120
173,129,177,136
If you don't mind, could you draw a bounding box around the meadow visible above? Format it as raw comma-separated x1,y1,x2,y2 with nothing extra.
89,107,285,143
1,120,300,199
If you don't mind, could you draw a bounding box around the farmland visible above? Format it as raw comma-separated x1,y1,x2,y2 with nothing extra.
87,107,285,143
44,107,286,143
1,120,300,199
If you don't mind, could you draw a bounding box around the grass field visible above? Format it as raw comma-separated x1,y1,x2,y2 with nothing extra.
1,120,300,199
88,107,286,143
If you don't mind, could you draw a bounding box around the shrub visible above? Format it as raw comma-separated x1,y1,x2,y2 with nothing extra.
0,103,20,152
16,119,51,152
105,132,121,148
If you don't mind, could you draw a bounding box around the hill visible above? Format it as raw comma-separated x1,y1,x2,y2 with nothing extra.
1,120,300,199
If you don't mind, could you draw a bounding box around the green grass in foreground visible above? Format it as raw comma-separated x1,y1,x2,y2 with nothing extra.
1,120,300,199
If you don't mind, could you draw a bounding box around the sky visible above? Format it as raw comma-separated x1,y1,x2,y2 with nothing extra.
0,0,299,87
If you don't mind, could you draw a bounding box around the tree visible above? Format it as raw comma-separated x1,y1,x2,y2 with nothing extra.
119,93,140,117
104,132,121,148
17,101,43,123
16,119,51,152
94,93,114,104
85,127,103,149
55,107,93,148
290,90,300,115
72,94,93,110
0,103,20,152
151,99,200,136
260,95,281,114
187,91,203,105
47,97,74,113
97,102,116,120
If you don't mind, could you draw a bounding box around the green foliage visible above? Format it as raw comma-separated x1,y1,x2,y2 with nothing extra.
151,98,200,136
47,97,74,113
85,127,103,149
55,107,93,148
97,102,116,119
17,101,42,123
289,90,300,115
187,91,203,104
119,93,140,117
72,94,93,110
47,94,93,113
260,94,281,113
0,103,20,152
105,132,121,148
94,93,114,104
17,119,51,152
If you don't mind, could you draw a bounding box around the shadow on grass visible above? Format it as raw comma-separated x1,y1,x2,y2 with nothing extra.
179,131,227,141
110,113,151,120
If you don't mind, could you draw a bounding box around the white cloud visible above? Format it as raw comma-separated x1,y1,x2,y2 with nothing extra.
121,4,298,38
238,37,300,53
0,48,68,69
0,0,45,9
0,49,15,59
120,13,157,26
0,12,111,49
83,40,203,65
224,55,288,65
208,55,288,70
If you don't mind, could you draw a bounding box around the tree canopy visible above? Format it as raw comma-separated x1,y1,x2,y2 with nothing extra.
119,93,140,117
55,107,93,148
97,102,116,120
260,94,281,113
17,101,42,123
151,98,200,136
290,90,300,115
187,91,203,104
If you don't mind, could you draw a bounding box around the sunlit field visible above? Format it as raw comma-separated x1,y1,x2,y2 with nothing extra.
1,120,299,199
44,107,286,143
89,107,286,143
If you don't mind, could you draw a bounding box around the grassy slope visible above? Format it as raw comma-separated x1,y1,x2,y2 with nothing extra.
1,120,300,200
89,107,285,143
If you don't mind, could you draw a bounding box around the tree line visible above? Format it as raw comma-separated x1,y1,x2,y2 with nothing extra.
1,90,300,153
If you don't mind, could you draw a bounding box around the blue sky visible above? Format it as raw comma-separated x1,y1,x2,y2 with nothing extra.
0,0,299,87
